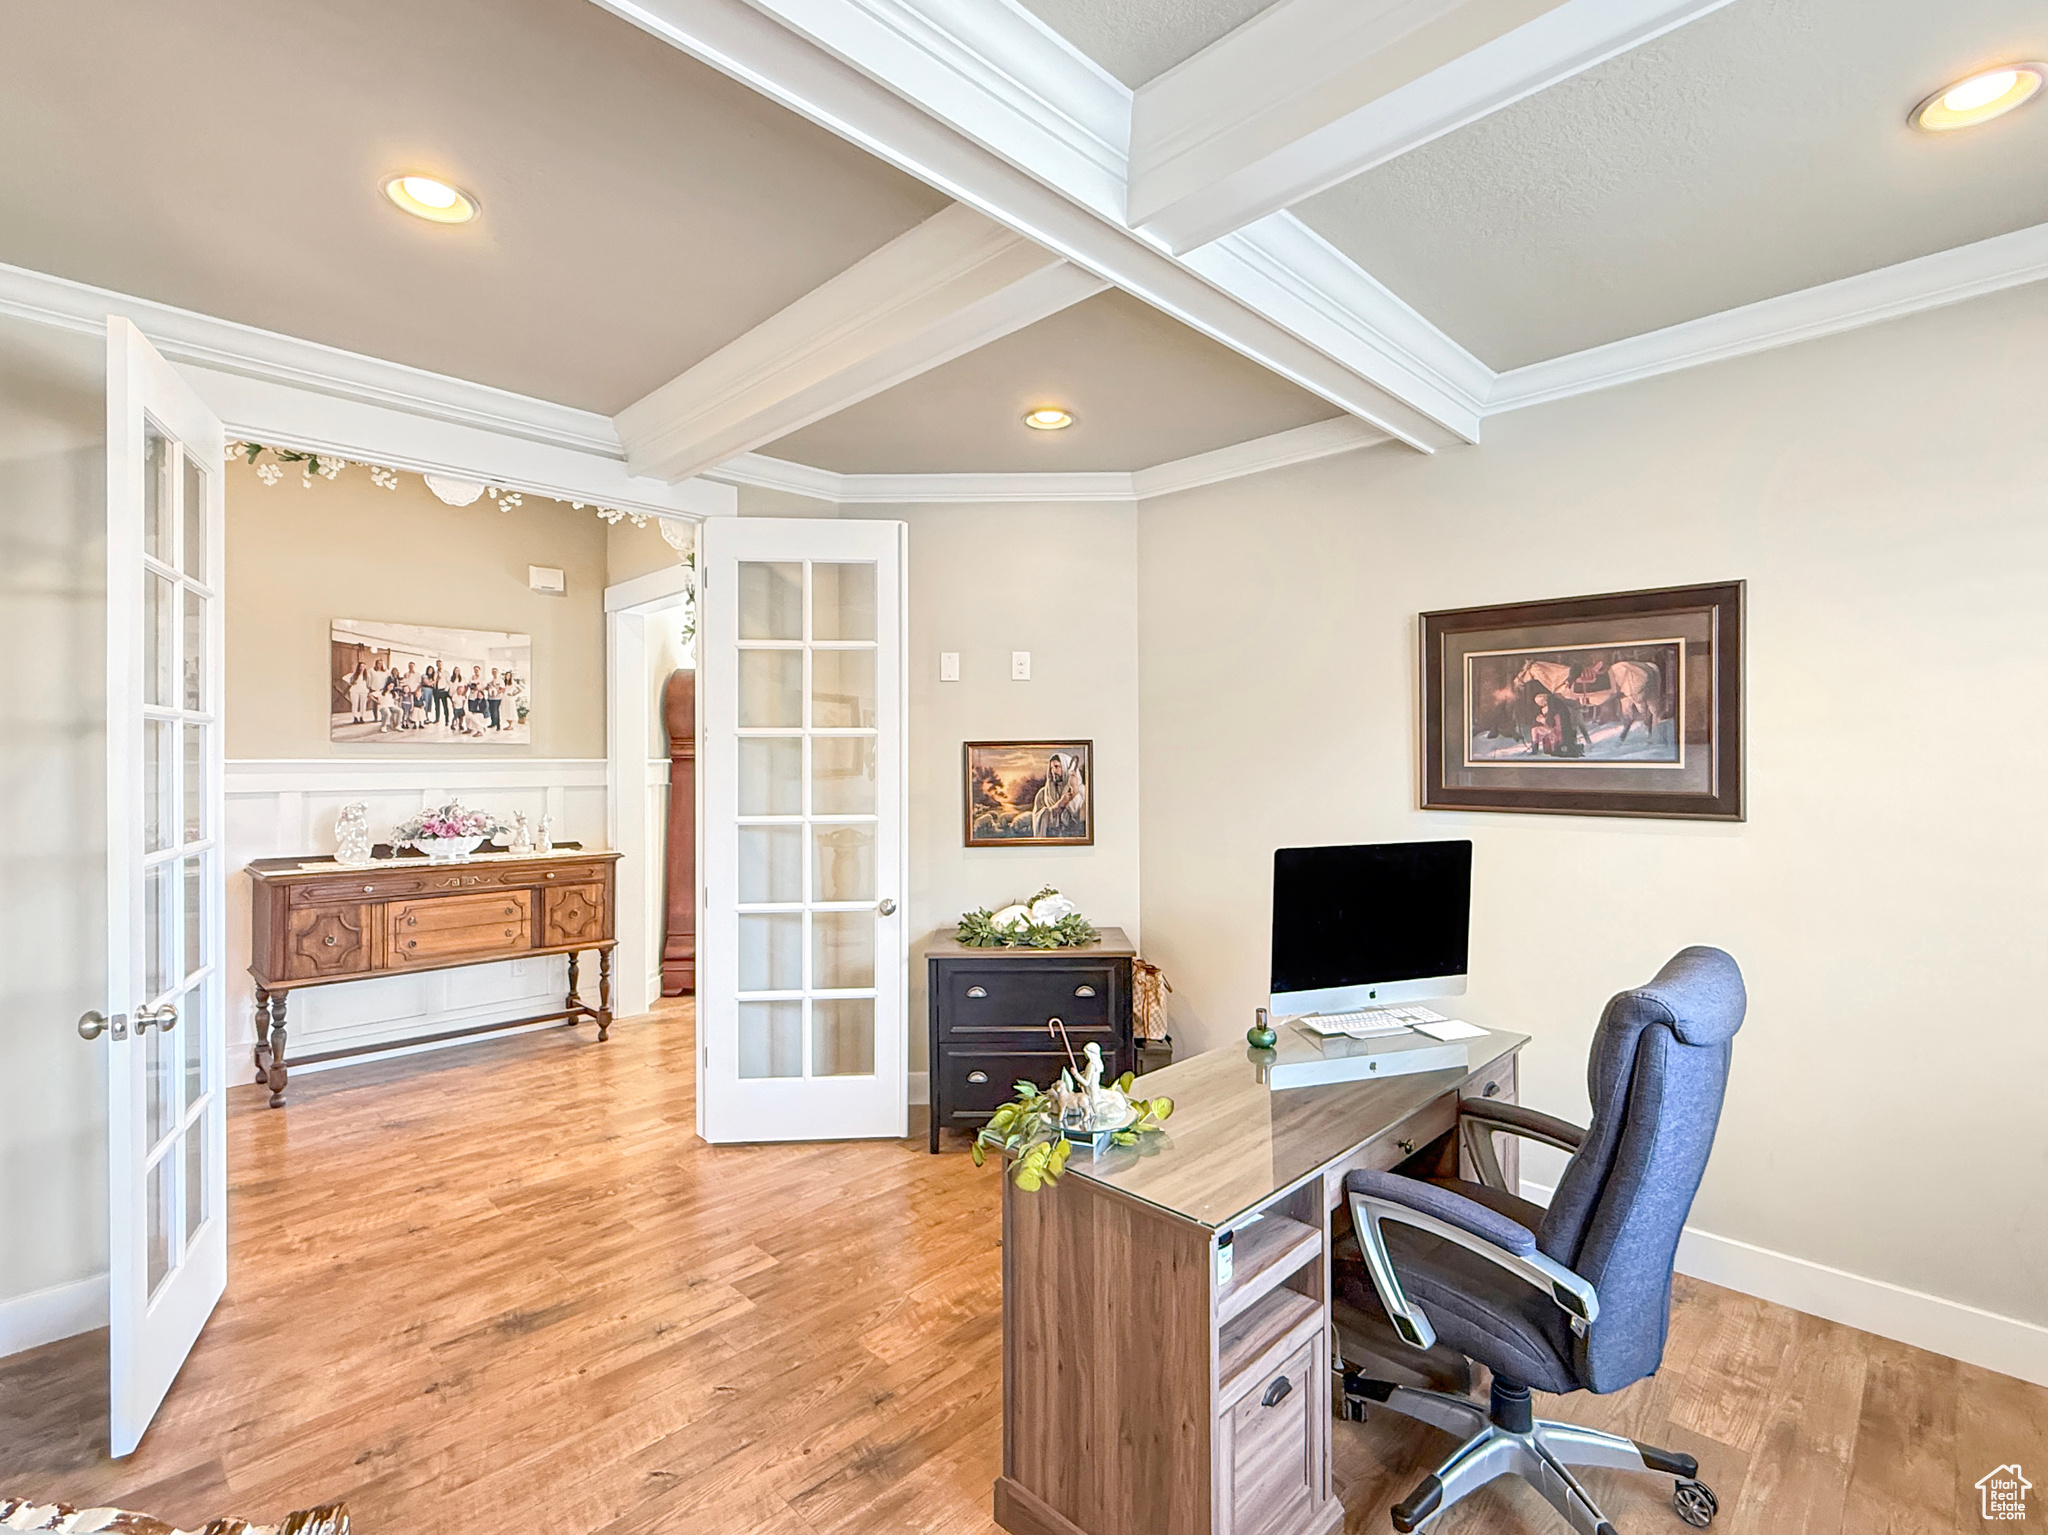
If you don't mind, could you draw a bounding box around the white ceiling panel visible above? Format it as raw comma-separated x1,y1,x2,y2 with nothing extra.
1295,0,2048,369
1013,0,1281,87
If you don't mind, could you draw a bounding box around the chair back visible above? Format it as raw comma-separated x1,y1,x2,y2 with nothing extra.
1536,945,1745,1393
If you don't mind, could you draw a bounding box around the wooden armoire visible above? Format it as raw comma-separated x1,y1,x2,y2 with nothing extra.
660,669,697,995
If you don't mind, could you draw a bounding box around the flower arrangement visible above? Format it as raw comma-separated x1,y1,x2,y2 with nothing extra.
392,801,502,861
970,1068,1174,1190
956,886,1098,949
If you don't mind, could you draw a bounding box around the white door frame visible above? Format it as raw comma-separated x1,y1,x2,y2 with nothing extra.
605,558,699,1022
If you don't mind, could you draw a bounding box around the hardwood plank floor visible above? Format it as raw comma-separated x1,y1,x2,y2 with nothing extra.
1,1005,2036,1533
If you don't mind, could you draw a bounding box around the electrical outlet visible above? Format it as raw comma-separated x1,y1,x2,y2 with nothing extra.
940,651,960,682
1011,651,1031,680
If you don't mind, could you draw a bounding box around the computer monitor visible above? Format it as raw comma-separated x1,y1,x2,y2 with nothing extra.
1269,840,1472,1015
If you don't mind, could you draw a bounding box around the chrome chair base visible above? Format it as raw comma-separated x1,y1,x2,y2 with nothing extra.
1344,1381,1715,1534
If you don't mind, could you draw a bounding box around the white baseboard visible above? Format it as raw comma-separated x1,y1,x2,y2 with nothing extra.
0,1273,106,1358
1522,1181,2048,1388
909,1070,928,1107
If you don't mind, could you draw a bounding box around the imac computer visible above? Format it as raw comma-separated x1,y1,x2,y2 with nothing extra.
1269,840,1472,1018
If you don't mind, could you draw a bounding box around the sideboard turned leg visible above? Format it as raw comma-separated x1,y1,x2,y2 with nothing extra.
253,986,272,1085
266,991,290,1108
567,950,581,1022
597,947,614,1041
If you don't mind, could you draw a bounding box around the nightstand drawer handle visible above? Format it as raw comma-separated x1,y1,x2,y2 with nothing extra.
1261,1374,1293,1408
1073,985,1096,997
966,986,987,999
966,1070,988,1084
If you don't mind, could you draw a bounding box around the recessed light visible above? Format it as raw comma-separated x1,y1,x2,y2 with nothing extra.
1910,64,2044,132
382,173,480,224
1023,408,1073,431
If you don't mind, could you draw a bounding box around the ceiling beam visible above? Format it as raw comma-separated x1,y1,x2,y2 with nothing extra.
591,0,1474,449
1128,0,1737,254
613,203,1106,482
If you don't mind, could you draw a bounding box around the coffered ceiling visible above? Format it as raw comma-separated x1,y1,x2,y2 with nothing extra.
1014,0,1279,87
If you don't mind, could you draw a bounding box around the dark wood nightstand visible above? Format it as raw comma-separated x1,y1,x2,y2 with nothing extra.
925,927,1138,1152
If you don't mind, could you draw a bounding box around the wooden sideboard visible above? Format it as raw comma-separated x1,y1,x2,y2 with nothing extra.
246,848,621,1106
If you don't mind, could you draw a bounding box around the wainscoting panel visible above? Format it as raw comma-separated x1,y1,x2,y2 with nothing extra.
224,759,608,1067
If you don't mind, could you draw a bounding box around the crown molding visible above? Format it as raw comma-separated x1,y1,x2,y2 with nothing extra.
1129,0,1737,253
614,204,1106,481
710,414,1388,504
0,258,624,457
1487,220,2048,414
595,0,1465,450
0,258,733,519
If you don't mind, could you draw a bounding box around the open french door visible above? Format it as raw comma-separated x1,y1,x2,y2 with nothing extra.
697,518,908,1143
93,318,228,1456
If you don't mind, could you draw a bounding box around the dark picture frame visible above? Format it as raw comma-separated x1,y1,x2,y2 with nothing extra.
1420,581,1744,821
963,740,1094,847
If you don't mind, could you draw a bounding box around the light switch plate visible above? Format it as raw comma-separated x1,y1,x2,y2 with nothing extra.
940,651,960,682
1011,651,1031,680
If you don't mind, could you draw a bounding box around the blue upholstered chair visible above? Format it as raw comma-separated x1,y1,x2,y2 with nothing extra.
1337,946,1745,1534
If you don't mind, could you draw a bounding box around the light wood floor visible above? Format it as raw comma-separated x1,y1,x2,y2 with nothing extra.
1,1004,2037,1533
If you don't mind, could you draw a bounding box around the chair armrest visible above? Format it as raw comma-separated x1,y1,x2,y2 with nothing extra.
1460,1100,1586,1152
1456,1100,1586,1193
1343,1170,1599,1353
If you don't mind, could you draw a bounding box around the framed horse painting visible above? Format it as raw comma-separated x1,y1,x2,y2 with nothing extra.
1419,582,1744,820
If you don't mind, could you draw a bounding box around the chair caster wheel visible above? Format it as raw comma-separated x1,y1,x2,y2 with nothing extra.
1673,1479,1717,1527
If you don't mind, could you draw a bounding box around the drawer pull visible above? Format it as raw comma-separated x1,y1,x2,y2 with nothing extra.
1073,984,1096,997
407,940,417,949
966,986,987,999
1397,1137,1415,1156
504,929,515,938
363,885,375,893
323,935,338,947
1483,1080,1501,1098
546,872,556,879
1261,1374,1293,1409
966,1070,988,1084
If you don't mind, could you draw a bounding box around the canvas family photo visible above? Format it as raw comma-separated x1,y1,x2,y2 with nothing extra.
1464,639,1684,766
331,619,532,744
964,741,1093,847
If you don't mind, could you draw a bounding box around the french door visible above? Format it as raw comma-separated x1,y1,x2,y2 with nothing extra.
698,519,907,1143
95,318,228,1456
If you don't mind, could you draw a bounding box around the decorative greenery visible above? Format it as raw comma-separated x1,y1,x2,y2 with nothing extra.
970,1074,1175,1190
957,886,1098,949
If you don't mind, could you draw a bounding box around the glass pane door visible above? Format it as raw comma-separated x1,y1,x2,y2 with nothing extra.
700,521,905,1143
103,318,228,1457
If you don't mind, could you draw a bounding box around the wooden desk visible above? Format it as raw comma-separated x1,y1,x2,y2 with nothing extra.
246,848,621,1106
994,1025,1527,1535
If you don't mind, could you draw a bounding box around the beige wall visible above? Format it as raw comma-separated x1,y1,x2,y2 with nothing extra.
1135,284,2048,1328
884,502,1143,1073
226,461,611,758
0,324,108,1320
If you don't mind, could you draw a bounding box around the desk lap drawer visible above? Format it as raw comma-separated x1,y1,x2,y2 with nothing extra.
387,891,532,963
289,873,427,905
1322,1090,1461,1206
939,1050,1072,1123
938,965,1115,1033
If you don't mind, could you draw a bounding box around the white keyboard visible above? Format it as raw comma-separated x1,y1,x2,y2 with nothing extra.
1295,1005,1449,1039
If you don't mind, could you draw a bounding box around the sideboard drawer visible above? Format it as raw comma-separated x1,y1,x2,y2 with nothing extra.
284,905,370,979
938,1048,1073,1127
939,964,1116,1035
291,873,427,906
544,884,609,946
388,890,532,964
524,862,609,889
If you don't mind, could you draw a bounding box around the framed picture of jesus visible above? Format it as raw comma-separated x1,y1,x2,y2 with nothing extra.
1420,582,1744,821
963,740,1094,847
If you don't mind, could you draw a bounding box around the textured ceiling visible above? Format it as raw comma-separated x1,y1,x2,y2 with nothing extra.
761,289,1338,473
1014,0,1280,87
1297,0,2048,370
0,0,949,414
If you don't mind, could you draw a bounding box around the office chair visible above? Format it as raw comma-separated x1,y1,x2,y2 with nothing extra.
1335,945,1744,1534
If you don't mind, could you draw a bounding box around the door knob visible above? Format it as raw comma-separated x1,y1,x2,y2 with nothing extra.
136,1002,178,1034
77,1009,121,1041
877,898,897,916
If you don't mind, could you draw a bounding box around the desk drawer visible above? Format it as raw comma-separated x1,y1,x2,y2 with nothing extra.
1227,1337,1317,1535
937,1049,1073,1126
1321,1090,1460,1208
290,873,427,905
387,891,532,964
937,963,1116,1035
